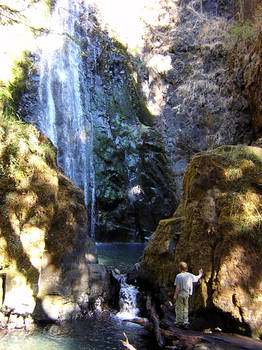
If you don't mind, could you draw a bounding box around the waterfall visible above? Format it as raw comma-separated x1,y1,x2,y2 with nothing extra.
35,0,96,237
112,271,140,320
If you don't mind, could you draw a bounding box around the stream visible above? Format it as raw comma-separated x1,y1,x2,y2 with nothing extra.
0,245,261,350
0,243,159,350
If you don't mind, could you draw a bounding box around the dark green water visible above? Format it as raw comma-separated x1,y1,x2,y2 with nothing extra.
96,242,146,273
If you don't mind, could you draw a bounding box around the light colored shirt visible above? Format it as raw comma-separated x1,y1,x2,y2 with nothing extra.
174,272,201,296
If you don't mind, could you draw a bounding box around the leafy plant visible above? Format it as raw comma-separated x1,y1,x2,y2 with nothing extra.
0,51,33,120
228,20,256,53
0,4,25,25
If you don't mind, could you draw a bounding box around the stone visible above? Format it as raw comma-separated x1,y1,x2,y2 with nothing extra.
140,145,262,338
0,122,110,323
38,296,81,322
133,0,252,205
177,145,262,338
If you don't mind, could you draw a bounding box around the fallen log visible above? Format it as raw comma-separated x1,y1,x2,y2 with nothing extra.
146,295,165,348
122,295,262,350
120,332,137,350
123,317,153,330
161,327,219,350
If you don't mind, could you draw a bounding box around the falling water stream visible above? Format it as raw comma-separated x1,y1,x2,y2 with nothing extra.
35,0,96,236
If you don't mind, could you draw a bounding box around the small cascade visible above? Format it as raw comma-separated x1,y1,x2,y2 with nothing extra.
112,271,140,320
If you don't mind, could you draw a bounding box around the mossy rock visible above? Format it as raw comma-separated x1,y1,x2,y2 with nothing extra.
175,144,262,337
0,117,108,321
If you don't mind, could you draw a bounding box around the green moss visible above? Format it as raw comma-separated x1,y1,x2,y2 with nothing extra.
186,145,262,247
208,145,262,165
38,142,57,167
97,37,154,127
228,20,256,49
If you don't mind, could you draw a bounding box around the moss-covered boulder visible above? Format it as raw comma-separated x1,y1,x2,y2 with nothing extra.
141,145,262,338
0,118,109,325
176,145,262,337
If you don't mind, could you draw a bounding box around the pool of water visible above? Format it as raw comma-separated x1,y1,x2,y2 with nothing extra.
96,242,146,273
0,243,155,350
0,314,157,350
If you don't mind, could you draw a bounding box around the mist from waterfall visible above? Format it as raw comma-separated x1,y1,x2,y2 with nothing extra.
35,0,96,237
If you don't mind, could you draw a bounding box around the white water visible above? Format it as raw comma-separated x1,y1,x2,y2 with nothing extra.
97,244,145,321
36,0,96,237
111,271,140,320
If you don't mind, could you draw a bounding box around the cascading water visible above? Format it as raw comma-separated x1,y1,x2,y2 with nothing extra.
24,0,176,243
112,271,140,320
35,0,96,237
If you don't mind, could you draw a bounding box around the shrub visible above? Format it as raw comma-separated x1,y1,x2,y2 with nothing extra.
0,51,33,120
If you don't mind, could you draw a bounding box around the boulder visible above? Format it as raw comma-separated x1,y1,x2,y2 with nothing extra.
141,145,262,338
176,145,262,337
0,120,110,323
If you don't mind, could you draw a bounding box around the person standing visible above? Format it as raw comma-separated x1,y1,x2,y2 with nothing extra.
173,261,203,328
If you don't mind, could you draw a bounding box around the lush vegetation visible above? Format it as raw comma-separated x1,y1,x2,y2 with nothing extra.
228,1,262,55
0,51,33,120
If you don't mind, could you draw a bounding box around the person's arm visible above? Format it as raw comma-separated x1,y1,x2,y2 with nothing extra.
191,268,203,282
173,285,180,301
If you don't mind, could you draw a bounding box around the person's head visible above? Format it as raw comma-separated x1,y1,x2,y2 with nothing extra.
179,261,188,272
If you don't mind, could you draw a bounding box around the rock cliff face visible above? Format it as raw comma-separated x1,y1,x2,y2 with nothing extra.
0,119,109,327
226,0,262,138
84,35,176,241
138,0,262,340
134,0,253,202
18,3,176,242
141,145,262,338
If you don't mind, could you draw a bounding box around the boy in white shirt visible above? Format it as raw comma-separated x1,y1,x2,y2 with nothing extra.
173,261,203,328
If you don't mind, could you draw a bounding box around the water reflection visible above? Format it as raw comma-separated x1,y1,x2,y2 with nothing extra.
96,242,146,273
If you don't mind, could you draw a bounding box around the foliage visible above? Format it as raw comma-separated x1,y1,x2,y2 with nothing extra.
0,0,56,23
227,19,257,54
0,3,25,25
0,51,33,120
45,0,56,11
227,2,262,55
0,114,57,188
211,145,262,166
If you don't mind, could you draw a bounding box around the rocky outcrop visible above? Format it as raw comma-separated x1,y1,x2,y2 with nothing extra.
236,30,262,136
140,205,183,297
0,119,110,327
227,1,262,137
133,0,253,202
140,145,262,338
18,6,176,242
74,21,177,241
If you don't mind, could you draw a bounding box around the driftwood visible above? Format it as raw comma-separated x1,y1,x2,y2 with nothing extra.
123,317,153,330
123,298,212,349
120,332,137,350
122,298,262,349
